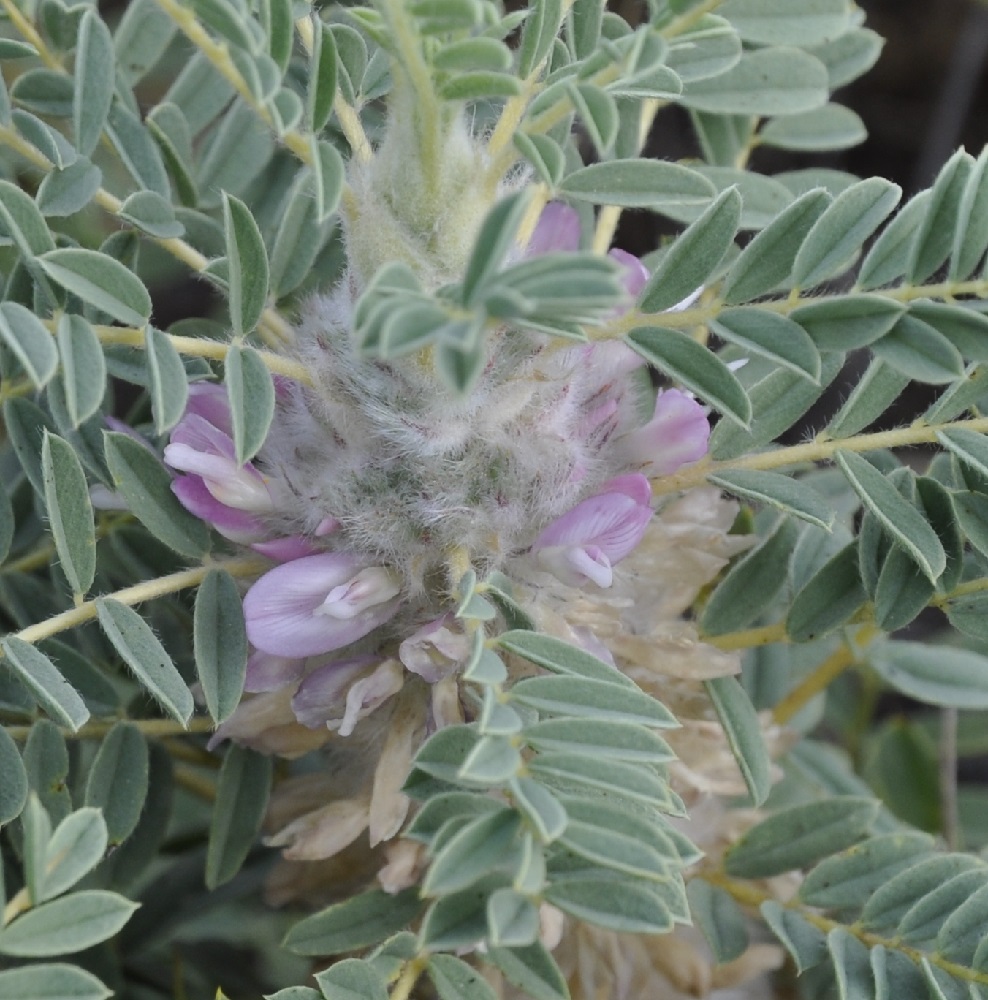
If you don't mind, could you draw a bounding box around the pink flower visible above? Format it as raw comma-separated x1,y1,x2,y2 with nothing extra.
622,389,710,476
527,201,581,255
243,553,403,658
164,383,275,541
244,649,306,693
531,473,653,588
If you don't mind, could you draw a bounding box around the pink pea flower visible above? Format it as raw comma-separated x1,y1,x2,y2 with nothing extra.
243,552,403,659
622,389,710,477
164,383,275,541
531,473,653,589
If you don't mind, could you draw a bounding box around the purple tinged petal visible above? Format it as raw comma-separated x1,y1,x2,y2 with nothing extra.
625,389,710,476
251,536,320,562
291,656,375,727
608,248,649,298
186,382,234,436
163,440,273,512
332,660,404,737
171,475,267,542
243,553,403,658
532,481,653,588
317,567,401,620
527,202,581,255
315,516,340,537
245,649,306,693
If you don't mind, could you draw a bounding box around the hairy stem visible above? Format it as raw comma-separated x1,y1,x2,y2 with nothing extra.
390,958,427,1000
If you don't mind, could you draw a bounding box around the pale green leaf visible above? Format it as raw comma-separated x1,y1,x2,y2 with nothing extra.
719,0,851,45
73,11,114,157
41,808,108,900
428,954,498,1000
95,598,194,725
909,149,974,283
41,432,95,595
708,469,834,530
37,249,151,327
223,193,269,338
559,159,715,209
704,676,772,806
495,631,637,688
0,301,57,388
0,637,89,732
868,641,988,709
0,890,137,957
545,879,675,934
711,308,821,381
0,964,111,1000
625,326,751,428
759,104,866,152
56,314,105,427
35,158,102,217
206,744,272,888
194,569,247,724
0,728,27,826
792,178,901,289
224,343,275,465
687,879,749,963
83,721,148,847
724,797,879,877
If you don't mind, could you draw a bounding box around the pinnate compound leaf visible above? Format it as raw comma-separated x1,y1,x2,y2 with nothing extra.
0,302,56,388
909,149,974,283
37,249,151,327
951,146,988,279
724,797,879,878
314,959,388,1000
867,641,988,709
708,469,833,530
73,10,114,157
0,964,111,1000
225,342,275,465
835,450,945,584
194,569,247,724
423,809,522,896
679,48,828,116
57,314,106,427
103,431,210,558
719,0,850,46
95,598,194,725
223,194,269,338
0,890,137,957
428,954,499,1000
523,718,673,764
722,188,831,303
83,721,148,847
798,831,934,909
545,880,675,934
496,630,637,688
701,518,798,635
559,159,715,209
704,676,772,806
786,540,866,643
639,186,740,313
625,326,750,428
283,888,423,956
687,879,748,963
792,178,901,289
509,675,676,728
759,104,866,152
41,432,95,595
41,808,108,900
0,637,89,732
0,727,27,825
206,744,272,888
860,854,984,931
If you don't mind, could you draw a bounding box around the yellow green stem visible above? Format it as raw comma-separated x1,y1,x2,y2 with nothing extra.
0,0,60,69
651,414,988,497
1,555,265,659
390,958,428,1000
4,715,217,743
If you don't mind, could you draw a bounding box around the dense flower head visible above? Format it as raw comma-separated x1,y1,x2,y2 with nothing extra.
169,198,713,762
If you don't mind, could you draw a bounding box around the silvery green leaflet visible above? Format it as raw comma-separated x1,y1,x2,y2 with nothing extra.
1,0,988,998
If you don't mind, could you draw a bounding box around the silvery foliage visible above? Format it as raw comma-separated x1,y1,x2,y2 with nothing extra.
1,0,988,997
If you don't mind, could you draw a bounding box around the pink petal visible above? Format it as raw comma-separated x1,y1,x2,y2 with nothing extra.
608,248,649,298
626,389,710,476
598,473,652,507
186,382,234,436
251,536,320,562
171,475,267,542
243,553,402,658
527,202,581,255
533,492,650,561
538,544,613,588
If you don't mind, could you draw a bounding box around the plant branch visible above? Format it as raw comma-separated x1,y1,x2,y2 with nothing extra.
651,415,988,497
390,958,427,1000
0,124,293,346
705,870,988,987
0,555,266,659
4,715,217,743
